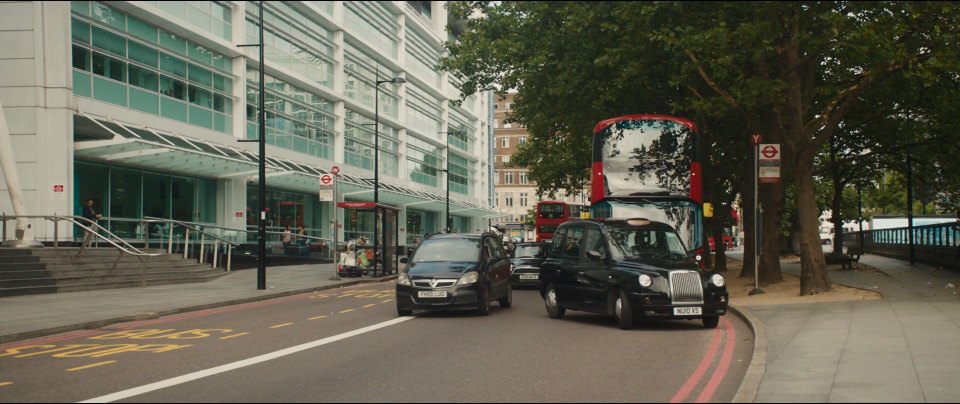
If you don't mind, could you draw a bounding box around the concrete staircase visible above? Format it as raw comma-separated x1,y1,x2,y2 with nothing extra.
0,248,226,297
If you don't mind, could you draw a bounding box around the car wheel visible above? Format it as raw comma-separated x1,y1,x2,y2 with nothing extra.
615,289,634,330
477,287,491,316
702,315,720,329
544,283,565,319
498,284,513,308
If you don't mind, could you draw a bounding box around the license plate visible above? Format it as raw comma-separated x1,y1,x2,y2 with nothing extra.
519,274,539,280
418,290,447,298
674,306,702,316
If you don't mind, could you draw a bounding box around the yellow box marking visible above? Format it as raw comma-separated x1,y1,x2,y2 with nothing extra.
362,304,376,308
309,315,328,320
339,309,355,314
0,382,12,388
67,361,117,372
218,333,249,340
382,299,393,303
270,323,294,329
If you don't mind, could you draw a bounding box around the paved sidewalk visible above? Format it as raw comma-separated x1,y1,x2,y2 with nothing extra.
735,254,960,403
0,263,396,345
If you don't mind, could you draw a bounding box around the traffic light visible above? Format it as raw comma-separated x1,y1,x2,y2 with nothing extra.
703,203,714,218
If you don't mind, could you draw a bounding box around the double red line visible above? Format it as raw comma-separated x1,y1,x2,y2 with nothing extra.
669,316,737,403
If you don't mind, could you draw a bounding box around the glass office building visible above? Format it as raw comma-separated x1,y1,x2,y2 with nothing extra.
0,1,497,246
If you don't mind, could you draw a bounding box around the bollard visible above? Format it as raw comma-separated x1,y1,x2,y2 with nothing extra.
212,240,219,268
168,225,174,255
199,233,206,264
183,229,190,259
226,245,232,272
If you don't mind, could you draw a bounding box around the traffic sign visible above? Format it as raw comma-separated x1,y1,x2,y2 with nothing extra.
332,166,340,175
320,174,334,186
758,144,781,161
758,143,781,183
751,133,762,146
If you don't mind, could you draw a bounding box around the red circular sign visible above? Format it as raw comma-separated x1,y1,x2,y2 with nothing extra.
320,174,333,185
761,145,779,159
332,166,340,175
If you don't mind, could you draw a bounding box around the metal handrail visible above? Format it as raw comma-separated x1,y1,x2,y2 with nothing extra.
141,217,240,271
0,214,160,286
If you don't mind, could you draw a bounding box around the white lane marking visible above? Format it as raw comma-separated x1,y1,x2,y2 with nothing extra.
79,317,415,403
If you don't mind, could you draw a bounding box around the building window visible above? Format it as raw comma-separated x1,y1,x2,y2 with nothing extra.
519,172,528,184
504,172,514,184
519,137,527,144
508,103,514,109
504,122,512,129
501,137,509,148
505,193,514,207
493,103,498,110
520,193,528,207
493,119,498,128
502,155,510,164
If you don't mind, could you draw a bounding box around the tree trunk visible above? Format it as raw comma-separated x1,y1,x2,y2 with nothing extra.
795,163,832,294
760,181,784,285
740,148,757,279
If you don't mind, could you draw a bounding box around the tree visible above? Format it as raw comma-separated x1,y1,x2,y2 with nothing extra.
441,1,960,295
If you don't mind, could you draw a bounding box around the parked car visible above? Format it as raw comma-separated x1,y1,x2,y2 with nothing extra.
539,218,728,330
509,242,551,287
396,232,513,316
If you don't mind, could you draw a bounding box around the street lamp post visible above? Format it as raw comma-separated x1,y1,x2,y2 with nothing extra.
438,130,464,233
373,64,404,275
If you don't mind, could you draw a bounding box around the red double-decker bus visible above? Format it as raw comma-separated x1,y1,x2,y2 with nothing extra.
589,114,706,255
535,200,569,242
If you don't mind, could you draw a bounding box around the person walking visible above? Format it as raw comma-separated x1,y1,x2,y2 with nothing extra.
81,199,102,248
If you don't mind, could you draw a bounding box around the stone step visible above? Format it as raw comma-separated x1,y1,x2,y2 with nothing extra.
0,273,224,297
0,255,40,263
0,262,46,272
0,249,35,256
0,267,223,288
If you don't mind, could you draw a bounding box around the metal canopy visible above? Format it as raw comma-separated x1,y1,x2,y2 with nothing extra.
72,113,499,218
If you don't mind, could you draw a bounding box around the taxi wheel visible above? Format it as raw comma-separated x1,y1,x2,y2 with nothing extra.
615,289,634,330
545,283,566,319
498,284,513,308
477,287,491,316
702,315,720,329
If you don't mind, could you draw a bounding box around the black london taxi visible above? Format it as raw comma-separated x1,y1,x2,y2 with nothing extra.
509,242,551,287
538,218,728,330
396,232,513,316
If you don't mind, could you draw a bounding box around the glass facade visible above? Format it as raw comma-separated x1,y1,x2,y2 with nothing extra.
406,137,443,187
71,1,233,133
245,1,335,88
74,161,217,238
245,187,326,239
343,109,399,176
246,69,335,159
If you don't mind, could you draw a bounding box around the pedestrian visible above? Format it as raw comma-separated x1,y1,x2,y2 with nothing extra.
81,199,102,248
282,225,292,247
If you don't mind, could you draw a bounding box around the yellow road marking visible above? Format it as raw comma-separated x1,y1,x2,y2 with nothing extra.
219,333,249,340
0,382,12,387
67,361,116,371
270,323,294,329
309,315,327,320
339,309,354,314
362,304,376,308
382,299,393,303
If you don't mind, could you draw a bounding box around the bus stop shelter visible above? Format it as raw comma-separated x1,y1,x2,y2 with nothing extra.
337,202,400,276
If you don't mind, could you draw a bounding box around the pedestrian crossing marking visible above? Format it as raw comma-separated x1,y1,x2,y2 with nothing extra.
67,361,116,372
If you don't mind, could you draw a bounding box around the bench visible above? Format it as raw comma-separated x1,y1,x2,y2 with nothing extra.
826,246,863,270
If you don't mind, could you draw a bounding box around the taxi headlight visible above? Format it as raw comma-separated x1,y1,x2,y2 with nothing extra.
457,271,478,286
711,274,725,287
397,273,412,286
638,274,653,288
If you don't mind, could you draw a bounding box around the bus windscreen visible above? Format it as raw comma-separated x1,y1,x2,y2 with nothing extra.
598,119,693,198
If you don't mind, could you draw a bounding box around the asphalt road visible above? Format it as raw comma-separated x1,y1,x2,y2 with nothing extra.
0,283,752,403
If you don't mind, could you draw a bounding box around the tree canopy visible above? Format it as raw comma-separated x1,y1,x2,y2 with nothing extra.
441,1,960,295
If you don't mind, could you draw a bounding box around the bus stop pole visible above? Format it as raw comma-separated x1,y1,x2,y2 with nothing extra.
750,142,764,295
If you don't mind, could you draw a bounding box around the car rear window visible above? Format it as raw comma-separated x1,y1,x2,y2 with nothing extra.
412,238,481,263
513,245,544,258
